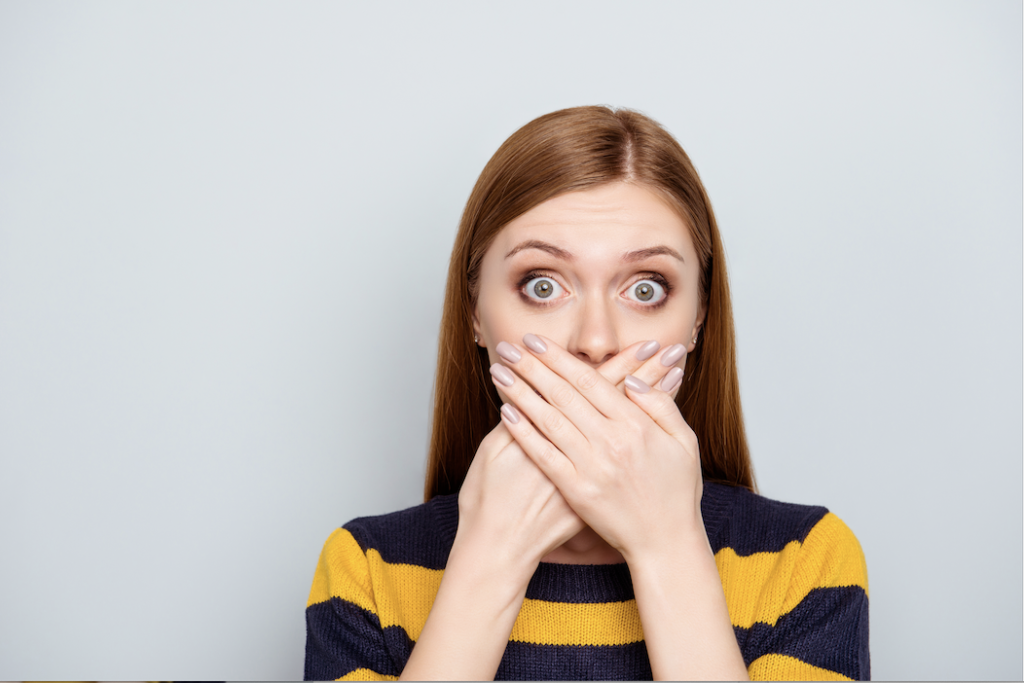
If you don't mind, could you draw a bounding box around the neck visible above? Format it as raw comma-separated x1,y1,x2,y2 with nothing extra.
540,526,625,565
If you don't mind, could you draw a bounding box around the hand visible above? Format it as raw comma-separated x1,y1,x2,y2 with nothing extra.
490,334,704,563
456,420,585,579
405,422,585,681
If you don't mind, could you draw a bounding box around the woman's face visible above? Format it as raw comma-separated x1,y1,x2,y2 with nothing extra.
473,181,705,398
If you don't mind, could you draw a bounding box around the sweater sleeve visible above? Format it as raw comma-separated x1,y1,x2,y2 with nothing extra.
743,513,870,681
304,528,400,681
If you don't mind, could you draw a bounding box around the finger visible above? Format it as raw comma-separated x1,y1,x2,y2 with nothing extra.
622,374,695,443
499,402,578,494
490,361,591,457
629,343,688,394
494,339,609,433
516,334,648,422
594,339,662,389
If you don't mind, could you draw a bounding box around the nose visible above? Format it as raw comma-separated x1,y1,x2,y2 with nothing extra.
567,299,620,366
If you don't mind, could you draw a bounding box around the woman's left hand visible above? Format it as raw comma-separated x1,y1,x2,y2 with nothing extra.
491,334,705,563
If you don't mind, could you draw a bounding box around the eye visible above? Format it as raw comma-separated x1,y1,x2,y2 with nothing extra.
624,279,667,305
522,276,565,302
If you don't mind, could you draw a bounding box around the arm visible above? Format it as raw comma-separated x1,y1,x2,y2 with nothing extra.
399,424,584,680
625,525,748,680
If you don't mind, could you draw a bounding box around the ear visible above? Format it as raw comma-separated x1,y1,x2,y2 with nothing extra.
471,307,484,347
689,302,707,351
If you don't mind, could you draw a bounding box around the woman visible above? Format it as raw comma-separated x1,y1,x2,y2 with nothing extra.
304,106,869,681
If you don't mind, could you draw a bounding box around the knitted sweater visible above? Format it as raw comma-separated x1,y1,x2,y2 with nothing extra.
304,482,869,681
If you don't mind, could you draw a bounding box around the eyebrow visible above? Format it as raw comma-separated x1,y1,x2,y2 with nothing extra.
505,240,684,263
622,246,685,263
505,240,574,261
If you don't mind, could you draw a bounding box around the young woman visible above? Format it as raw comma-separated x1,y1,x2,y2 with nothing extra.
304,106,869,681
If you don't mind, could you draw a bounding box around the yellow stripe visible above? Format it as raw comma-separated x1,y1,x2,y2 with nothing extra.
307,528,444,640
716,540,801,629
716,512,868,629
748,653,853,681
310,515,865,648
307,529,645,647
367,549,444,640
336,667,400,681
307,528,378,613
510,598,644,646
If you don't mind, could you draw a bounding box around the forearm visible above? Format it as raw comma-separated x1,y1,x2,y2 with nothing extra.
400,532,535,681
626,531,749,681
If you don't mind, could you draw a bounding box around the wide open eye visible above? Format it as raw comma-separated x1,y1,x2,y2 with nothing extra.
624,279,667,305
522,276,565,302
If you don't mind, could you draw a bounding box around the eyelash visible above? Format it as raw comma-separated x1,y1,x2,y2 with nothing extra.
516,270,674,309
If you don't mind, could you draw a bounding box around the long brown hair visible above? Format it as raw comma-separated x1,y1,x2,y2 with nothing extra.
425,106,754,501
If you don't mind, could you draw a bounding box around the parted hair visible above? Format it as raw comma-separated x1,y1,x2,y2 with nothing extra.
425,105,754,501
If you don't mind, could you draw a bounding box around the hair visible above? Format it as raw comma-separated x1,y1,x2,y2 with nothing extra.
424,105,754,501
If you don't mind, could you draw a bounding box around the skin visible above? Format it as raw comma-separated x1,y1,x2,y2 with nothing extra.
401,182,749,681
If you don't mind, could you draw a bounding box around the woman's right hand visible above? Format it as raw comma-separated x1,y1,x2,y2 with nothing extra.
402,422,583,680
454,420,585,582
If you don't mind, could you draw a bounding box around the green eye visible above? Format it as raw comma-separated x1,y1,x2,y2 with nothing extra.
635,283,654,301
535,280,553,298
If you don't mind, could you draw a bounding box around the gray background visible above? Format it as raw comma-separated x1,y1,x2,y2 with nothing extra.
1,1,1020,680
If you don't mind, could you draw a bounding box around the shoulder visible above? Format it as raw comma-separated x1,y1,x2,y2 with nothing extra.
327,494,460,571
702,481,863,562
704,484,870,680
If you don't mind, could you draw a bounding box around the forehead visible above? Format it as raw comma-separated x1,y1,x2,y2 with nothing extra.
493,182,694,258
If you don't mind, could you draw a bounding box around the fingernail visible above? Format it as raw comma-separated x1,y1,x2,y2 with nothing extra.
624,374,651,394
523,333,547,354
490,363,515,387
635,340,661,361
500,403,521,424
496,341,522,363
659,367,684,392
660,343,686,367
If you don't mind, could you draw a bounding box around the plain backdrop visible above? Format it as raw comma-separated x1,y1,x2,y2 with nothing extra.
0,1,1021,680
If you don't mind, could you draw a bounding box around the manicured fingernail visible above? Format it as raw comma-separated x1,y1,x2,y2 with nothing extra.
496,341,522,363
635,340,661,361
523,333,547,354
624,374,651,394
500,403,521,424
660,343,686,367
659,367,684,392
490,363,515,387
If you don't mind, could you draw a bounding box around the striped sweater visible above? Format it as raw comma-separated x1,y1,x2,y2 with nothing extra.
304,482,869,680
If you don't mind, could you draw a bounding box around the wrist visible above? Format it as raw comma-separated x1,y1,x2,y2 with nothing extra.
449,526,540,599
620,516,711,570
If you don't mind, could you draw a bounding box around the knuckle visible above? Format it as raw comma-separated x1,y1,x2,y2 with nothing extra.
575,367,600,391
542,410,566,435
652,392,676,416
539,442,561,466
550,383,576,409
606,434,632,460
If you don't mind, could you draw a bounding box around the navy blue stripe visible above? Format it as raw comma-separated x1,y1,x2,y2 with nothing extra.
704,483,829,557
381,624,415,674
527,561,634,603
304,597,400,680
343,494,459,570
733,585,870,681
496,640,652,681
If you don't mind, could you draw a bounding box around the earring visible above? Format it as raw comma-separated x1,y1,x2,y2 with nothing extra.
692,334,698,345
474,333,479,343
